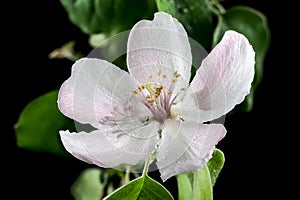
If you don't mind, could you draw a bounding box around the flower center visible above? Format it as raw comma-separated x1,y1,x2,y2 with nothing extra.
132,69,184,123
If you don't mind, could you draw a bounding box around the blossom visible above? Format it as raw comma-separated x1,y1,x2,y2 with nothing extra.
58,12,255,181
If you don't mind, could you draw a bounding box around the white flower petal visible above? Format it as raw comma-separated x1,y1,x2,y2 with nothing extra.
127,12,192,94
58,58,150,129
60,120,160,168
187,30,255,122
157,120,226,181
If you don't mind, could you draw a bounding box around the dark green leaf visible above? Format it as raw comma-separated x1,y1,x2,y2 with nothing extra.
156,0,214,49
176,174,193,200
14,90,75,156
207,148,225,186
213,6,271,112
104,175,173,200
71,168,106,200
60,0,157,35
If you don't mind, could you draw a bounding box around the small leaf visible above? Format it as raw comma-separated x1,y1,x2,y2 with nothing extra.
71,168,106,200
193,165,212,200
207,148,225,186
60,0,157,35
104,175,174,200
213,6,271,112
14,90,75,156
176,174,193,200
156,0,214,49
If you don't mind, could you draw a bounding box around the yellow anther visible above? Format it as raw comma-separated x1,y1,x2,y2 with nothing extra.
138,86,143,92
172,79,177,83
147,99,155,103
173,71,181,78
132,90,138,95
180,88,186,91
158,70,162,76
154,94,159,99
146,95,151,99
162,74,167,78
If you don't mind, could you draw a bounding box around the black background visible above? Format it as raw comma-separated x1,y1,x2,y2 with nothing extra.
4,0,293,199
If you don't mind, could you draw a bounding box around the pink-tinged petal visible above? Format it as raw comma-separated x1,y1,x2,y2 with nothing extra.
58,58,150,129
187,30,255,122
157,120,226,181
127,12,192,94
60,120,160,168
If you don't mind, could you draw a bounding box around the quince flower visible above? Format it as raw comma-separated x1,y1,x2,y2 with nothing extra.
58,12,255,181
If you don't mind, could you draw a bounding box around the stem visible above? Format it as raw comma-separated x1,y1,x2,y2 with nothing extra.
142,158,151,177
210,0,226,16
124,165,131,184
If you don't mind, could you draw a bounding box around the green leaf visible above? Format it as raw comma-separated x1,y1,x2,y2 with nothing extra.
213,6,271,112
71,168,106,200
176,174,193,200
60,0,157,35
176,149,224,199
156,0,214,49
14,90,75,156
193,165,212,200
103,175,174,200
207,148,225,186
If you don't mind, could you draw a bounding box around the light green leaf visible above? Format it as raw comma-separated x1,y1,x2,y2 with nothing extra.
156,0,214,49
193,165,212,200
213,6,271,112
71,168,106,200
207,148,225,186
176,174,193,200
176,149,224,199
103,175,173,200
60,0,156,35
14,90,75,156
